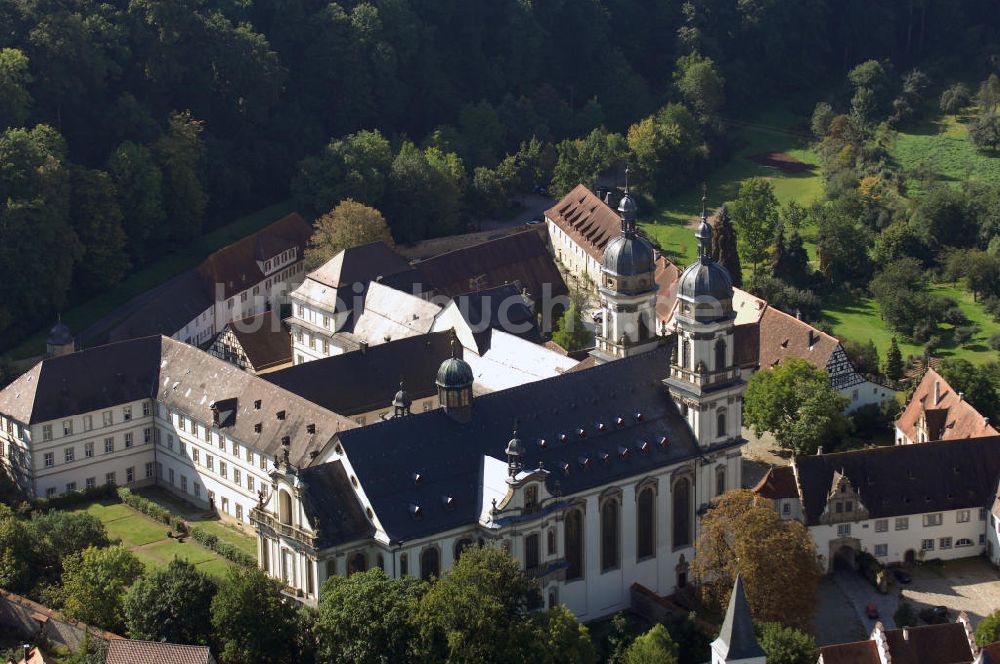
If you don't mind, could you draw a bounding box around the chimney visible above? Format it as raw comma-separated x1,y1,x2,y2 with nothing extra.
604,191,613,205
817,446,823,455
934,380,941,405
959,392,965,401
360,341,368,355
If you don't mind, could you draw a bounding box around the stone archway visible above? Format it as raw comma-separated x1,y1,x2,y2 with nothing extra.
829,538,861,572
904,549,916,565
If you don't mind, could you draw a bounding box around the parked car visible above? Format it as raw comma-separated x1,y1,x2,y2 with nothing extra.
893,569,912,584
866,604,880,619
526,217,543,226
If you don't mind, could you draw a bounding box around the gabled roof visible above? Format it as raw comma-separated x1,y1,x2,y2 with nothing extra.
332,343,708,543
818,639,880,664
733,322,760,369
263,331,454,416
0,337,356,466
106,640,214,664
897,368,997,443
756,305,840,371
794,436,1000,525
107,269,214,343
348,281,442,342
654,256,681,324
415,227,568,301
299,460,374,548
307,241,414,289
712,575,766,661
545,184,622,261
752,465,798,500
226,310,291,371
448,284,541,355
882,622,974,664
198,213,312,300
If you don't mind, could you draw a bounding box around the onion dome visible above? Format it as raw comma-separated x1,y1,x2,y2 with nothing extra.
47,319,73,347
601,188,655,277
392,380,412,410
678,191,733,302
436,339,473,389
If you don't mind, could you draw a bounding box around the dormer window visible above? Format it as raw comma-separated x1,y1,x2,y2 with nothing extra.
306,423,316,434
409,504,422,519
254,423,262,433
254,400,262,410
276,410,286,420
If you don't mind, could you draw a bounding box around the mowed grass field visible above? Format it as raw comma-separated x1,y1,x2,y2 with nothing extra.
69,498,247,578
137,485,257,557
640,109,823,266
894,112,1000,193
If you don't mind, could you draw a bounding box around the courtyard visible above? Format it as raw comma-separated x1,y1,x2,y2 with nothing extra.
817,556,1000,642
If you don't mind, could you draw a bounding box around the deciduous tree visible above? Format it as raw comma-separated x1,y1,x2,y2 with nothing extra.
61,545,143,632
624,624,678,664
691,490,821,632
153,111,207,243
744,358,851,455
730,178,779,280
211,566,300,664
107,141,165,261
69,166,129,292
756,622,817,664
123,558,217,646
304,199,394,269
0,48,32,128
674,53,725,117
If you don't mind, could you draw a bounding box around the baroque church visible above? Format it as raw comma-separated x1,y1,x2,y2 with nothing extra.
253,188,749,620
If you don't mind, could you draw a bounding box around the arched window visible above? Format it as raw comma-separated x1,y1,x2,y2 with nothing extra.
673,477,692,548
454,538,473,561
680,340,689,369
636,487,655,560
420,547,440,580
717,410,727,438
715,339,727,370
601,497,620,572
278,489,293,525
565,509,584,581
347,552,366,576
400,553,408,576
716,466,726,496
547,528,557,556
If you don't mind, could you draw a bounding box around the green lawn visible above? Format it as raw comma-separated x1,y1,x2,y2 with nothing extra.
893,112,1000,194
69,498,239,579
821,284,1000,365
8,199,300,360
136,486,257,556
641,109,823,265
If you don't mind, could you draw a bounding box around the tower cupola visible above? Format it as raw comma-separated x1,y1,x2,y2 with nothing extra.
436,335,473,422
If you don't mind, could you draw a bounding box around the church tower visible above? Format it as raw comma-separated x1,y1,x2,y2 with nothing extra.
664,193,745,448
592,176,659,363
711,575,767,664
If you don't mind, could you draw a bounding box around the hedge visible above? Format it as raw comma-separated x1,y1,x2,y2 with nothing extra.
190,526,256,568
27,483,117,513
117,487,186,534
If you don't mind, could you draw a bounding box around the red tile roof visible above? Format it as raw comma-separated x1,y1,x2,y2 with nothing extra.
883,623,974,664
897,367,997,443
752,465,798,500
655,255,681,324
545,184,622,261
818,639,880,664
106,640,214,664
198,212,312,300
756,306,840,371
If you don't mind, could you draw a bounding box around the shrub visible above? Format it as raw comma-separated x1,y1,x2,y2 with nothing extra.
117,487,172,525
989,333,1000,351
32,484,115,512
954,325,980,344
943,306,968,326
983,296,1000,322
894,600,918,628
190,526,255,568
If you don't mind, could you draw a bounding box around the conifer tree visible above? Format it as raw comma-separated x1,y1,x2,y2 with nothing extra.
710,205,742,286
885,337,904,381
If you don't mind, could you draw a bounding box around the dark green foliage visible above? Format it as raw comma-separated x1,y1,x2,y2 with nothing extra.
976,609,1000,645
69,167,129,293
60,544,144,631
552,300,592,353
747,276,819,321
940,83,971,114
551,128,626,198
711,205,743,287
153,111,207,244
843,339,880,377
756,622,817,664
624,623,678,664
773,228,811,289
0,48,32,128
894,600,918,628
813,199,873,287
107,142,165,262
292,130,393,215
211,566,301,664
190,526,256,567
938,359,1000,422
31,511,110,561
885,337,904,380
731,178,780,280
870,258,941,340
123,558,218,645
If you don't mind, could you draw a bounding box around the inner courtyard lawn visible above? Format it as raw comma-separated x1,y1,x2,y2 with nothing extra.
136,485,257,557
69,498,242,578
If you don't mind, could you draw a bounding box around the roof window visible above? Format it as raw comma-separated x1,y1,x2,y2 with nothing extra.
254,423,262,433
254,400,261,410
276,410,286,420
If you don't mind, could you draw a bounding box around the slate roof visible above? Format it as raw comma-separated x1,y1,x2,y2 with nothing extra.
106,640,214,664
794,436,1000,526
0,337,356,466
414,228,568,301
752,465,798,500
227,310,291,371
197,212,312,300
299,460,374,547
450,284,541,355
756,305,840,371
263,331,454,416
307,241,414,289
713,575,766,661
107,269,213,343
897,368,997,443
545,184,622,262
333,343,715,543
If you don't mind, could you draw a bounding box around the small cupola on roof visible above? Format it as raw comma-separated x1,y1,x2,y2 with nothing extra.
678,189,734,321
601,172,655,280
46,317,75,358
505,422,525,479
392,379,412,417
436,334,473,423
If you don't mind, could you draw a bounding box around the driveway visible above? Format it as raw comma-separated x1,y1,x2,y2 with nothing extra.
478,193,555,231
816,576,867,646
822,557,1000,641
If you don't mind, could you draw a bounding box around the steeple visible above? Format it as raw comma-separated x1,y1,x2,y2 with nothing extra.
618,166,637,233
392,378,412,417
505,420,524,479
696,184,714,262
711,575,767,664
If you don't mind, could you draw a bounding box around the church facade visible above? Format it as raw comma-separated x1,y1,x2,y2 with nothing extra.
252,191,750,619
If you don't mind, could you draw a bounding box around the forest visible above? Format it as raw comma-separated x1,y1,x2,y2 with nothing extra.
1,0,999,350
